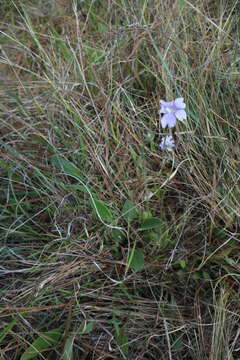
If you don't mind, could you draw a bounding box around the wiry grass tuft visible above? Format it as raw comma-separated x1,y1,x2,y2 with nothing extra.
0,0,240,359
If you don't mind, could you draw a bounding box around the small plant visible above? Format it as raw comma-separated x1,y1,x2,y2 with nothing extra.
159,135,175,152
159,97,187,152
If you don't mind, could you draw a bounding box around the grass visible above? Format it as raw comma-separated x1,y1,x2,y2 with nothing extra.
0,0,239,359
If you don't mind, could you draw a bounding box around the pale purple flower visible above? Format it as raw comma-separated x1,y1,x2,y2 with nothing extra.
159,135,175,152
159,97,187,128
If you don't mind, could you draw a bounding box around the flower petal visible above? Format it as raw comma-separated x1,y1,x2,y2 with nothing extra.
175,110,187,121
160,100,168,106
159,136,175,152
174,98,186,109
160,100,175,107
159,106,167,114
161,113,176,128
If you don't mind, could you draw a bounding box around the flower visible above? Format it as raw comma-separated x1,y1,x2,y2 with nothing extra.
159,135,175,152
159,97,187,128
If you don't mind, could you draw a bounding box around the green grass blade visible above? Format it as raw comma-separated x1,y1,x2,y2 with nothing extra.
0,318,16,343
20,327,62,360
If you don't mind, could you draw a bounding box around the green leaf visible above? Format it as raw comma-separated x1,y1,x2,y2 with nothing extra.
138,217,165,231
179,259,186,269
0,318,16,343
98,23,107,33
116,328,129,356
92,199,114,223
121,200,138,222
128,248,144,272
32,136,55,152
63,336,74,360
192,272,201,280
0,141,24,159
111,229,126,243
178,0,186,10
20,327,62,360
111,315,120,336
140,211,153,221
51,156,83,181
225,257,236,266
81,321,94,335
77,321,94,335
202,271,211,280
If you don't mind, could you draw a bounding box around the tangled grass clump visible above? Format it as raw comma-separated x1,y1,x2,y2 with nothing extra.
0,0,240,359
